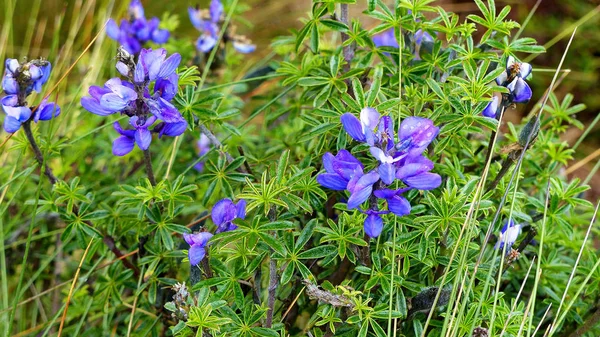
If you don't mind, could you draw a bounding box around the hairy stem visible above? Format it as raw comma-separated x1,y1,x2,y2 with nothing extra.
265,207,279,328
22,120,58,185
340,4,354,73
265,256,278,328
142,149,156,186
199,124,235,163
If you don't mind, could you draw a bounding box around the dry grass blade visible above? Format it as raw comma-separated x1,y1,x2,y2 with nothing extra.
421,106,506,337
549,199,600,336
564,148,600,174
532,304,553,337
499,257,536,336
57,238,94,337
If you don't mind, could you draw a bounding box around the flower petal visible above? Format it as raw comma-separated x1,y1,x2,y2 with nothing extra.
233,41,256,54
158,121,187,137
188,244,206,266
360,107,379,131
317,173,348,190
508,78,532,103
364,213,383,238
100,93,129,111
482,96,499,118
236,200,247,220
188,7,204,30
35,100,60,122
387,195,411,216
378,162,396,185
81,96,114,116
197,34,217,53
3,116,21,133
340,113,366,142
403,172,441,190
112,135,135,156
2,76,19,94
211,199,236,226
152,29,170,44
106,19,121,40
135,127,152,150
157,53,181,79
322,152,335,173
398,117,439,156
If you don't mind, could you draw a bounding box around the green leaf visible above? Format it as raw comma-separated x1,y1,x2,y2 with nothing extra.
259,233,287,256
298,245,337,259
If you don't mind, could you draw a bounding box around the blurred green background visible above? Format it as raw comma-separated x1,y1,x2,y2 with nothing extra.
2,0,599,196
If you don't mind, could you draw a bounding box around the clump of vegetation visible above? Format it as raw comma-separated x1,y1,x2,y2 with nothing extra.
1,0,598,336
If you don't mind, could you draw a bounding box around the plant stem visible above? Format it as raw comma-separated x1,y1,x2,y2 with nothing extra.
265,256,278,328
486,156,515,193
265,207,279,328
142,150,156,186
22,120,58,185
340,4,355,74
199,124,235,163
103,236,140,278
566,305,600,337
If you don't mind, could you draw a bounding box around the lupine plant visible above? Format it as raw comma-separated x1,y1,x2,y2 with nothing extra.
107,0,170,55
1,1,600,337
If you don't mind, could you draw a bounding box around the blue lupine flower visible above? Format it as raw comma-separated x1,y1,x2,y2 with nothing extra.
194,134,212,172
363,210,388,238
211,198,246,233
496,56,533,104
495,219,522,252
320,109,441,238
316,149,364,191
184,232,213,266
372,28,433,59
106,0,169,55
1,58,59,132
81,48,186,156
188,0,255,54
482,96,499,118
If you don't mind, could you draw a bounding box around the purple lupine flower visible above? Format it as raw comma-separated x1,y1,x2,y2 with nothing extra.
494,219,522,252
106,0,170,55
184,232,213,266
496,56,533,104
372,28,433,59
320,110,441,239
81,47,186,156
316,149,364,191
194,134,212,172
363,210,387,238
189,0,255,55
1,58,59,132
482,96,499,118
211,198,246,233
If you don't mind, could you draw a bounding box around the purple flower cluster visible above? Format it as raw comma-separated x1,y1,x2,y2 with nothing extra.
193,134,212,172
2,59,60,132
107,0,169,55
188,0,255,54
184,198,246,266
318,108,441,238
81,47,186,156
373,28,433,60
483,56,533,118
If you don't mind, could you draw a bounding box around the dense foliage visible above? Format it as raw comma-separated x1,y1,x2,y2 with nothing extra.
1,0,599,337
